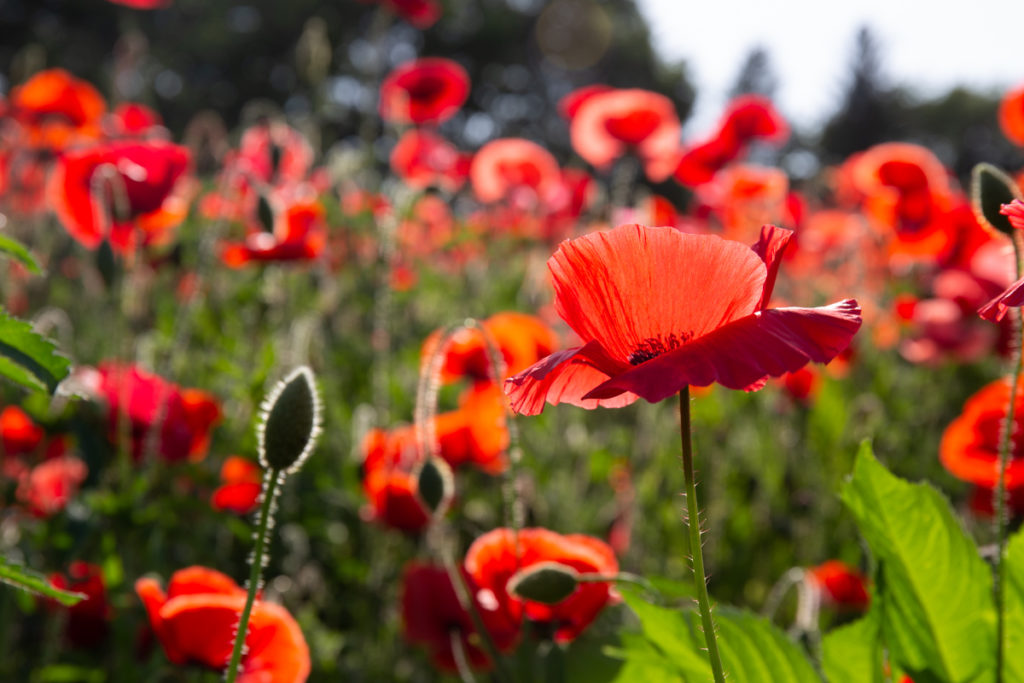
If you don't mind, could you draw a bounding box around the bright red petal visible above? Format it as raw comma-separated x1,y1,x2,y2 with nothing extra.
549,225,765,364
750,224,793,310
979,275,1024,322
503,345,637,416
585,300,862,402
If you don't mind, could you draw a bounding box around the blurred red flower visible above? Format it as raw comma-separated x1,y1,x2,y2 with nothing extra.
17,455,88,518
7,69,106,150
941,378,1024,488
360,428,431,533
220,199,327,267
76,363,221,463
979,201,1024,321
390,129,469,192
999,85,1024,146
569,88,681,182
401,562,520,671
379,58,469,126
557,84,613,120
470,137,561,205
432,383,510,474
136,566,310,682
106,102,165,137
421,312,558,384
464,528,618,643
805,560,870,611
0,406,45,456
505,224,861,415
371,0,441,29
48,562,111,649
47,140,191,253
211,456,262,515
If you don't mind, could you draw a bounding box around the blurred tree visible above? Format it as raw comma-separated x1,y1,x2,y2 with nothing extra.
729,45,777,99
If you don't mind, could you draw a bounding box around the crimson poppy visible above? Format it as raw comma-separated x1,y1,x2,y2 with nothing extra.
432,383,510,474
211,456,263,515
106,0,171,8
558,84,613,120
470,137,561,205
569,88,681,182
47,140,191,253
136,566,310,682
390,129,469,192
220,200,327,267
401,562,520,671
673,135,742,187
48,562,111,649
0,406,44,456
464,528,618,643
805,560,869,611
379,58,469,126
360,428,431,532
17,455,88,518
371,0,441,29
999,85,1024,146
107,102,164,137
7,69,106,150
775,366,821,404
421,312,558,384
504,224,861,415
941,378,1024,488
75,363,221,463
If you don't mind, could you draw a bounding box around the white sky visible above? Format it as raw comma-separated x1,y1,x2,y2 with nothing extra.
637,0,1023,136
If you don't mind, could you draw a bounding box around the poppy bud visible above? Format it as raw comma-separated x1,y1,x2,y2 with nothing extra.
971,163,1023,236
507,561,580,605
415,456,454,516
257,366,322,473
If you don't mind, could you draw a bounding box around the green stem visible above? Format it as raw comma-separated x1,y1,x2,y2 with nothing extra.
679,387,726,683
995,231,1024,683
225,469,282,683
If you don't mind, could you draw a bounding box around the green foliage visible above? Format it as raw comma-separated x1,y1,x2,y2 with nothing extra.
840,443,995,682
0,310,71,394
1004,530,1024,683
0,234,41,275
821,608,884,683
0,557,85,607
612,588,820,682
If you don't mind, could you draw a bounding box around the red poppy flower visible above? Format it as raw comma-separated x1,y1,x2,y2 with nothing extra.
805,560,869,611
136,566,310,682
17,455,88,518
464,528,618,643
379,58,469,126
220,200,327,267
470,138,561,205
401,562,520,671
941,378,1024,488
504,224,862,415
558,85,614,120
999,85,1024,146
361,428,431,533
371,0,442,29
0,406,45,456
432,383,510,474
76,363,221,463
776,366,821,404
47,140,191,253
48,562,111,649
8,69,106,150
107,102,164,137
569,88,681,181
674,135,742,187
211,456,262,514
421,312,558,384
390,129,469,192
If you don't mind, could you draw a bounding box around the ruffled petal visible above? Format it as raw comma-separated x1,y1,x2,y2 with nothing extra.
549,225,766,363
750,224,793,310
503,344,637,416
584,300,862,403
979,275,1024,322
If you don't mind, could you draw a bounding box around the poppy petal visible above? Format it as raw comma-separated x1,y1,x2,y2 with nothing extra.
549,225,765,363
750,224,793,310
584,300,862,402
504,344,638,416
979,275,1024,322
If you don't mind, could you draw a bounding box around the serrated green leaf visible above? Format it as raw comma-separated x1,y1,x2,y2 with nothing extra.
0,234,41,274
0,557,85,606
822,607,884,683
1004,530,1024,683
619,588,820,682
0,311,71,393
606,633,682,683
840,443,995,682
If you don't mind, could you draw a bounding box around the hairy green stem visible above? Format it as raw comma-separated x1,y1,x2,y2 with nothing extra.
995,231,1024,682
225,469,282,683
679,387,726,682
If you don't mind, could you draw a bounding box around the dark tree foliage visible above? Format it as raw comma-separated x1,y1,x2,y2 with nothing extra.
729,46,777,99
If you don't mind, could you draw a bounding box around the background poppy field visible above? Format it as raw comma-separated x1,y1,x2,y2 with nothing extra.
1,1,1024,681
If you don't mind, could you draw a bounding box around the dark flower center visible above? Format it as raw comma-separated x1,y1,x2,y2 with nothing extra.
628,332,690,366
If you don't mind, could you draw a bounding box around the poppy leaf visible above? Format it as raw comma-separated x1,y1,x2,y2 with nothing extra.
1004,530,1024,683
0,311,71,394
971,163,1023,236
840,442,995,682
821,607,886,683
617,587,820,681
0,234,41,275
0,557,85,606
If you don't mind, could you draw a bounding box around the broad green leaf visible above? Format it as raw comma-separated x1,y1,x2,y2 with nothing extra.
0,234,41,274
840,443,995,682
606,633,682,683
618,588,820,682
1004,530,1024,683
822,607,884,683
0,557,85,606
0,310,71,393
